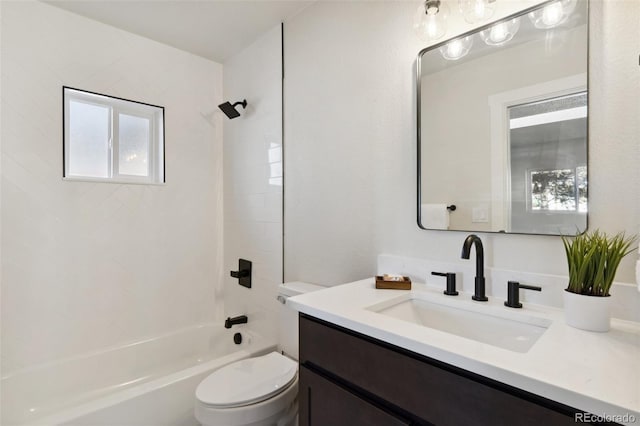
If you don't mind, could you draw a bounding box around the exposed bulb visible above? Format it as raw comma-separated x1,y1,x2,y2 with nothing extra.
542,2,563,26
528,0,576,29
490,23,507,42
458,0,495,24
474,1,485,17
479,18,521,46
439,36,474,60
414,0,449,41
426,14,440,39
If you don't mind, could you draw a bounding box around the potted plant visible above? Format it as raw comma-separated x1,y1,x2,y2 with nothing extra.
562,230,637,332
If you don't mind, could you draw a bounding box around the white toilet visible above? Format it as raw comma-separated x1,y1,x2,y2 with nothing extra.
195,282,324,426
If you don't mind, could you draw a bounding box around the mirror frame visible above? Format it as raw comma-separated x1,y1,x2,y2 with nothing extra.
416,0,589,236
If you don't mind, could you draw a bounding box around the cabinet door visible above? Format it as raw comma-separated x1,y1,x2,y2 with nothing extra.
300,314,578,426
299,366,410,426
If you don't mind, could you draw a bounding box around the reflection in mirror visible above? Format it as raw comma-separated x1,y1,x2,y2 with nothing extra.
418,0,588,235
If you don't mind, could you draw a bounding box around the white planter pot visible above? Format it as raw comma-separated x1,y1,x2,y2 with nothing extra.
563,290,612,332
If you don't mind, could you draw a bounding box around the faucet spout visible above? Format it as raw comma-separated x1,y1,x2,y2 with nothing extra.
461,234,488,301
225,315,248,329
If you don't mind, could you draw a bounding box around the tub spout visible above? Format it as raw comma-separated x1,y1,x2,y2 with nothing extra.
224,315,248,329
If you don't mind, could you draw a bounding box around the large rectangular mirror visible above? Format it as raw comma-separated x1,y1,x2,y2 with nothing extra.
418,0,588,235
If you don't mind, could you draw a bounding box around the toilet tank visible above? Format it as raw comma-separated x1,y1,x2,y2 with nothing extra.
277,282,326,360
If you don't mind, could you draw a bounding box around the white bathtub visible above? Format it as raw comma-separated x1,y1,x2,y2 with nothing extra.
1,324,275,426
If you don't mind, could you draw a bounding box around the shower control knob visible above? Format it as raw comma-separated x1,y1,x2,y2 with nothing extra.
230,259,252,288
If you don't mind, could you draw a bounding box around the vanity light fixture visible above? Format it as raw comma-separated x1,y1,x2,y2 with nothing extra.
458,0,496,24
528,0,576,29
439,35,474,60
479,17,521,46
414,0,449,41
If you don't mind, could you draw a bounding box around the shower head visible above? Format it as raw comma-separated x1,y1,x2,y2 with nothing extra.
218,99,247,119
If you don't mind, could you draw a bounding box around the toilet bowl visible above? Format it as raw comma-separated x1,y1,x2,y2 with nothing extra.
195,352,298,426
195,282,325,426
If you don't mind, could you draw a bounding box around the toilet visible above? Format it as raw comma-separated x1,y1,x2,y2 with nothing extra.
195,282,325,426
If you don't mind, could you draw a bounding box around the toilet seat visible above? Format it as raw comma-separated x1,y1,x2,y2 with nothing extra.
195,377,298,426
196,352,297,408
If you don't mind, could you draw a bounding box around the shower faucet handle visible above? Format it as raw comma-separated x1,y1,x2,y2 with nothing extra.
230,259,252,288
230,270,249,278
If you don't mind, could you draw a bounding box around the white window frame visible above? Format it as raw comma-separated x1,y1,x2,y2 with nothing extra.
63,87,165,184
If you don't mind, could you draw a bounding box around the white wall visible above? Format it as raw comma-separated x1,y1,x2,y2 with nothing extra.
1,1,224,374
223,25,283,345
284,0,640,291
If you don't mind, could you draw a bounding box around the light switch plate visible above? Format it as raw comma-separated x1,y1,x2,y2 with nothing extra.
472,207,489,223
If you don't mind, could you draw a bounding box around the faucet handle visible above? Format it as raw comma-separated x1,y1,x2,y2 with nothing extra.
431,272,459,296
504,281,542,308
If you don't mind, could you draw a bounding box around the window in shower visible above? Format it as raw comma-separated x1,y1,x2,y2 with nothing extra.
63,87,165,184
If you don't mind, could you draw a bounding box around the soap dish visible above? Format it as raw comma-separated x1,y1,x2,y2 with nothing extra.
375,275,412,290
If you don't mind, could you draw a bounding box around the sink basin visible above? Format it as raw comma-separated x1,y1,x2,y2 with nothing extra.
366,293,551,353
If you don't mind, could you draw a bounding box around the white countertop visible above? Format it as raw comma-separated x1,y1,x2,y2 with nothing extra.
288,279,640,425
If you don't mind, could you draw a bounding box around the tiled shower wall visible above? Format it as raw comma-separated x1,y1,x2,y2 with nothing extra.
223,25,283,344
1,1,224,373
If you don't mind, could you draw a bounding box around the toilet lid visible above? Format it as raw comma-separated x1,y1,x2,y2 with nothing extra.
196,352,298,408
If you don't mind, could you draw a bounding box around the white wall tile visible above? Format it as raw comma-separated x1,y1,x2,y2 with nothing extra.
223,25,283,346
1,1,224,373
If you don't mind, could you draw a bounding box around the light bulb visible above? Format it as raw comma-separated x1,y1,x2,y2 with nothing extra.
458,0,495,24
414,0,449,41
542,2,563,26
439,36,474,60
448,40,463,57
491,24,508,42
479,18,521,46
426,15,439,39
528,0,576,29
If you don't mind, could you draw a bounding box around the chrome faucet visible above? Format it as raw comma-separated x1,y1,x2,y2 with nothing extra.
461,234,488,301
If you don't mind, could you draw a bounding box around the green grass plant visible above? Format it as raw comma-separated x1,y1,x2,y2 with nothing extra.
562,230,637,296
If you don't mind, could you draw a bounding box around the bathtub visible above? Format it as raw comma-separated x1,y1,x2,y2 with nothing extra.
1,324,276,426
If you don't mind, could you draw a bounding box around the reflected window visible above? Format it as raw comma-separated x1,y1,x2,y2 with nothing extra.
509,91,587,215
63,87,164,184
529,166,586,212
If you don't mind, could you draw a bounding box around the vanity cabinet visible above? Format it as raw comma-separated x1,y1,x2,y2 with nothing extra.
299,366,410,425
298,314,588,426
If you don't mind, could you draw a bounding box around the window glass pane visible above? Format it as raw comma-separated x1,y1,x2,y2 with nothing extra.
530,169,576,211
576,165,587,213
68,100,110,178
64,87,163,184
119,114,150,177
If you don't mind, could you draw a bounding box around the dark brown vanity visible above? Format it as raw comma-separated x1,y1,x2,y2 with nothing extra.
298,313,597,426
